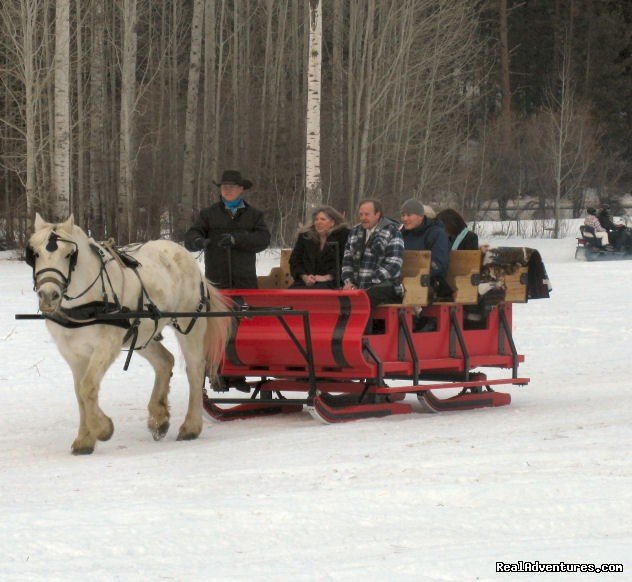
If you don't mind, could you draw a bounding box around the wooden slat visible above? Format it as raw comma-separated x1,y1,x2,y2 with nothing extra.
503,266,528,303
440,250,481,305
400,250,431,306
279,249,294,288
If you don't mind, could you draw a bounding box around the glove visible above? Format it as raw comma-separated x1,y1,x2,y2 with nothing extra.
217,234,235,248
194,238,210,251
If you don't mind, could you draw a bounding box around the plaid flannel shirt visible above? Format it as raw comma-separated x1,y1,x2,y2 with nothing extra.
342,218,404,295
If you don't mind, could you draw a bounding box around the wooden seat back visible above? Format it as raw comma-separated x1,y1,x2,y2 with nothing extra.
399,250,431,305
438,250,481,305
257,249,294,289
500,266,528,302
379,250,431,307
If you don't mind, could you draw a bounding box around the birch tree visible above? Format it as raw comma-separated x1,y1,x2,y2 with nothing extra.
178,0,205,238
0,0,45,219
118,0,137,243
88,0,106,238
52,0,71,220
304,0,322,216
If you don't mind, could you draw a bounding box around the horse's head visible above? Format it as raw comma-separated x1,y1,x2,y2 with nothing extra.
27,214,80,313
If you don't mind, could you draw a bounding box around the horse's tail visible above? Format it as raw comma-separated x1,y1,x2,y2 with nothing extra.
203,281,232,380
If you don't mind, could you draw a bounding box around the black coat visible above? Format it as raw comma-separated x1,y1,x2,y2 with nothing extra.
184,199,270,288
597,210,616,231
289,226,350,288
450,228,479,250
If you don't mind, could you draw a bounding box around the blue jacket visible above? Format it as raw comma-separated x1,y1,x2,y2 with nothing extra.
401,218,450,278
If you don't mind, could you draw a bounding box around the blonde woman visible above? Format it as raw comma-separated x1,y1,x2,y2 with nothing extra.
289,206,349,289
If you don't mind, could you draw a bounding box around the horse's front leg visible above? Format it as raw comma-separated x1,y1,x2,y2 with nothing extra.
71,338,121,455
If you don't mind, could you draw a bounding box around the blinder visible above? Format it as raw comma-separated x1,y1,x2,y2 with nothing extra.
25,245,36,268
28,230,79,292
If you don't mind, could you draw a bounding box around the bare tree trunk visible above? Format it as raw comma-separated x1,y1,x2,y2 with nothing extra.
89,0,105,238
304,0,322,216
53,0,71,220
19,0,41,219
499,0,511,143
75,0,86,226
553,38,572,239
202,0,217,198
178,0,204,238
231,1,241,159
332,0,345,204
213,0,228,183
118,0,137,243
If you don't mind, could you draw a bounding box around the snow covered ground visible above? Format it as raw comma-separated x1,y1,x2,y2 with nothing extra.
1,233,630,581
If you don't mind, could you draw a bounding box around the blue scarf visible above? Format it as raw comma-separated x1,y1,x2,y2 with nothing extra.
222,196,244,214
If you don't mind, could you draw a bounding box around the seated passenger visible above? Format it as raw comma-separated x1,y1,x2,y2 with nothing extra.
597,203,627,250
342,198,404,312
400,199,451,300
435,208,479,250
584,207,609,246
289,206,349,289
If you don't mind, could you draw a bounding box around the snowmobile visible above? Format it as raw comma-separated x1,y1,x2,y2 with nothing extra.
575,225,632,261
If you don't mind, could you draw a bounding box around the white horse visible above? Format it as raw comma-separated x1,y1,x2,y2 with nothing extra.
26,214,230,454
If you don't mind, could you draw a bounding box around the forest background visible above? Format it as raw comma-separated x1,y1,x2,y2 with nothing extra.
1,0,631,246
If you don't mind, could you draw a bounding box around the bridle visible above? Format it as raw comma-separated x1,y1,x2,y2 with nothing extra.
26,230,79,296
25,229,211,370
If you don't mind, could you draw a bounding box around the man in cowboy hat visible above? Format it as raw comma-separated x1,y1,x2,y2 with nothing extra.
184,170,270,288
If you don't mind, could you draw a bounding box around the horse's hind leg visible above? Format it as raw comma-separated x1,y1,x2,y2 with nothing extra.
174,320,207,441
136,338,175,440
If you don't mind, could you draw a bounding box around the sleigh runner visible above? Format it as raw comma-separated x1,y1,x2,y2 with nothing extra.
203,294,528,424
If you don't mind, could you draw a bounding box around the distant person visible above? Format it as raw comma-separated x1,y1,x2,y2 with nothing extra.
597,203,626,250
342,199,404,309
584,207,609,246
184,170,270,288
435,208,479,250
400,199,451,299
289,206,349,289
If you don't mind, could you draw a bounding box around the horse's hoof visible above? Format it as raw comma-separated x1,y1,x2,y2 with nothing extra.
71,444,94,455
97,418,114,442
152,421,170,441
176,430,199,441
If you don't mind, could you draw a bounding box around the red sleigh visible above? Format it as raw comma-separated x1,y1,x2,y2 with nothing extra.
204,249,535,424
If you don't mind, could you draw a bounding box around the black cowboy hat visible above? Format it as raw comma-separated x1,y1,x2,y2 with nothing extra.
213,170,253,190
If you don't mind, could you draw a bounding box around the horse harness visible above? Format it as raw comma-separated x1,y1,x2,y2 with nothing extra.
26,231,210,369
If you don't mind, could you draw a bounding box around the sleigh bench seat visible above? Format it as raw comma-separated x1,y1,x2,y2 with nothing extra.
257,249,294,289
434,250,481,305
380,250,431,307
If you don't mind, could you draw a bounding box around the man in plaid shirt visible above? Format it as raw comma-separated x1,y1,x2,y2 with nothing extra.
342,199,404,312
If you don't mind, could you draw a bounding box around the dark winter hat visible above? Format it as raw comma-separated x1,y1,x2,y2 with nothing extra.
400,198,425,216
214,170,253,190
586,207,597,215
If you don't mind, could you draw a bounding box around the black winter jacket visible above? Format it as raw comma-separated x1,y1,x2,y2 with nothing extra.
289,225,350,288
184,199,270,288
450,228,479,250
